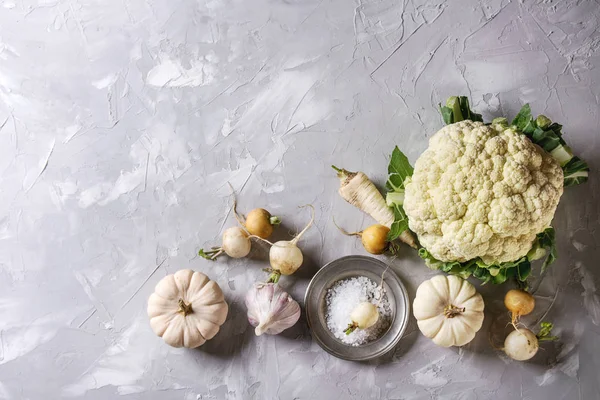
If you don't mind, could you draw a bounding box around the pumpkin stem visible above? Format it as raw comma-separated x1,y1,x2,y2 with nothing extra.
443,304,465,318
178,298,193,316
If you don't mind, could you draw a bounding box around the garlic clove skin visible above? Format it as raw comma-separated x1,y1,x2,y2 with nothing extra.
245,283,301,336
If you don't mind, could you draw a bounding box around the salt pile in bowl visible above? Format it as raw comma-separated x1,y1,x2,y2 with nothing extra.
325,276,392,346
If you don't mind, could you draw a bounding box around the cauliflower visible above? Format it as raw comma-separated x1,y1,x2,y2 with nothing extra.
403,120,564,265
384,96,587,284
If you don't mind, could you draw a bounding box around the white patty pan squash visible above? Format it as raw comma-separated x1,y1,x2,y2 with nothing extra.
147,269,228,348
413,275,484,347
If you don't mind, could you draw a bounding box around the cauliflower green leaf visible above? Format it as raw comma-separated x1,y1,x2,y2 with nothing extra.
417,227,555,284
386,146,414,242
388,203,410,242
386,146,413,193
532,227,557,273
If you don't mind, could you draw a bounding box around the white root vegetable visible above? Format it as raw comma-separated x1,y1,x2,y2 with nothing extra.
332,166,417,248
253,205,315,283
269,241,304,276
345,302,379,334
500,322,557,361
199,227,251,260
503,328,539,361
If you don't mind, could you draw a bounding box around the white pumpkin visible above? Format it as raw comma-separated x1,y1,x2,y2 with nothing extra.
147,269,228,348
413,275,484,347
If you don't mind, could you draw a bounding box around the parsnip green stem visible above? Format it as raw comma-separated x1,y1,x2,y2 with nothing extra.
332,165,357,182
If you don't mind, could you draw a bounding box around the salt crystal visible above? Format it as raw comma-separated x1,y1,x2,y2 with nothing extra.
324,276,392,346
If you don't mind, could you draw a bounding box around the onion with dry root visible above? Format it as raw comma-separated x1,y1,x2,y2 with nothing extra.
252,205,314,283
229,185,281,239
244,208,281,239
334,222,391,255
504,289,535,328
230,186,281,239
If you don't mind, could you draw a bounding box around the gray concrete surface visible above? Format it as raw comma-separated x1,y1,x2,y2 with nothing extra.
0,0,599,398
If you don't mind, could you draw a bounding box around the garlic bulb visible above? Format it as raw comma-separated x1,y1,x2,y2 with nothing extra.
245,283,301,336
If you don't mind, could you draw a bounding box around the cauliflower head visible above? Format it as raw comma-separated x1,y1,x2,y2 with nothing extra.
404,120,564,264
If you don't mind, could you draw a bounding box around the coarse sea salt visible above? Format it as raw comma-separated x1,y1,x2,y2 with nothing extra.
325,276,392,346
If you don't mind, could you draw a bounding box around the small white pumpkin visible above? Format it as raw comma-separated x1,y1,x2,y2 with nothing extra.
147,269,228,348
413,275,484,347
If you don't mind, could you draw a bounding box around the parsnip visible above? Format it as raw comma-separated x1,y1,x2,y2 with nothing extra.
333,166,417,248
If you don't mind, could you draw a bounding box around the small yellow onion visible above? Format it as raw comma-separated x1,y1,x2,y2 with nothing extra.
334,222,390,255
361,224,390,255
504,289,535,326
245,208,280,239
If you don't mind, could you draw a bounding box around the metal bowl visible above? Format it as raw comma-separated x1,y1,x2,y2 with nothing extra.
304,255,410,361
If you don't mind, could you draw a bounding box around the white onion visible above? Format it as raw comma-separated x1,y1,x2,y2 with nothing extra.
350,302,379,329
222,227,251,258
503,328,539,361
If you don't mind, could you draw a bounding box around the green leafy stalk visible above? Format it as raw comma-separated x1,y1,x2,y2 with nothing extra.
386,146,414,193
537,322,559,342
533,227,558,273
199,248,221,260
511,105,589,186
385,146,414,242
388,204,410,242
344,322,358,335
264,268,281,284
563,157,589,186
439,96,483,124
492,117,508,126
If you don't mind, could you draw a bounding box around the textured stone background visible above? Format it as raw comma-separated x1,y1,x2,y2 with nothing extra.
0,0,599,398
